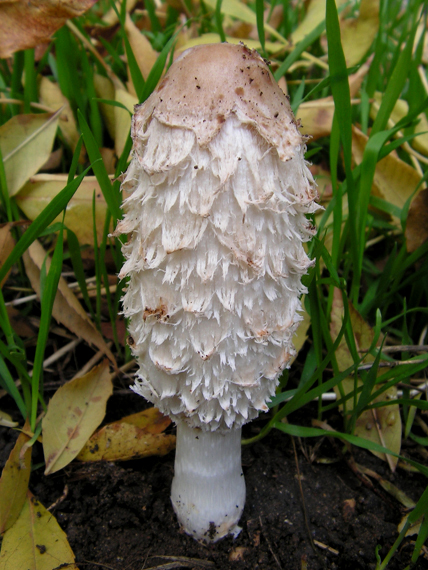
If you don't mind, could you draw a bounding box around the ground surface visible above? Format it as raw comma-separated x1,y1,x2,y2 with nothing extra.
1,395,427,570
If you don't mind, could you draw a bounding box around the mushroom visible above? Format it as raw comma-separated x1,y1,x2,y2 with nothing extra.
117,43,319,542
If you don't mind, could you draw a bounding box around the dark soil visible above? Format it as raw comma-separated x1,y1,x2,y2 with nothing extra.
1,392,427,570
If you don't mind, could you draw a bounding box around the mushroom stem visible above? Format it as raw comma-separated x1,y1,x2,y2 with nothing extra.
171,421,245,542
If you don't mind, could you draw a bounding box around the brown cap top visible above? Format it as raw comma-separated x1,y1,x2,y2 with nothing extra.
132,43,303,161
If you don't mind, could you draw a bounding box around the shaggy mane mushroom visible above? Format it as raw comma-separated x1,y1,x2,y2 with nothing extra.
117,42,319,542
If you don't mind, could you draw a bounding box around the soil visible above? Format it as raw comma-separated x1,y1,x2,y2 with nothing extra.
1,391,427,570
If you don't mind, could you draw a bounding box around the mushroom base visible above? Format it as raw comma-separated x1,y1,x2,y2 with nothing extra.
171,421,245,542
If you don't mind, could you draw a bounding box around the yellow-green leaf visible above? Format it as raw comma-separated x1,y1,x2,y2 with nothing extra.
177,33,283,55
292,0,346,45
0,491,78,570
16,174,111,245
116,407,172,432
23,239,116,364
114,89,137,158
77,423,176,462
94,74,116,141
0,426,31,534
42,360,113,475
0,111,60,196
340,0,379,67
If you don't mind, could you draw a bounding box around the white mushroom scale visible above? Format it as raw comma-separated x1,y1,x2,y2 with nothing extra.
117,43,320,542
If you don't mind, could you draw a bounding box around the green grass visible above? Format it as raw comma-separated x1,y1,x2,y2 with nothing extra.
0,0,427,567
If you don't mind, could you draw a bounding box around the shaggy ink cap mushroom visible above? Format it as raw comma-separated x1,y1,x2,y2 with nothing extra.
117,42,320,542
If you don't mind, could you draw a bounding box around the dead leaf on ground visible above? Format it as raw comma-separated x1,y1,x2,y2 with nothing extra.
38,77,82,155
125,14,158,84
339,0,379,67
0,224,15,288
0,423,31,534
42,360,113,474
371,92,428,156
77,407,176,462
292,0,346,46
406,187,428,252
114,89,137,157
0,111,60,197
22,239,116,363
16,174,112,245
352,126,423,226
0,0,96,58
330,289,401,470
0,491,78,570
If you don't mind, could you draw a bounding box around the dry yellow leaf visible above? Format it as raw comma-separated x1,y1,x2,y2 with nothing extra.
38,77,81,153
93,74,116,142
352,126,422,225
125,14,158,82
0,0,95,58
340,0,379,67
43,360,113,474
176,33,282,55
0,491,79,570
16,174,111,245
0,425,31,534
0,112,60,196
116,407,172,432
371,93,428,156
114,89,137,158
330,289,401,470
292,0,346,45
22,239,116,364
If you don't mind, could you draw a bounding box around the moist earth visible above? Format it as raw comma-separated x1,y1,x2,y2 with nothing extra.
1,398,427,570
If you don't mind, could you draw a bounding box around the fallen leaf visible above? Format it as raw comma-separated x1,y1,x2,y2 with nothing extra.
406,187,428,252
371,93,428,156
176,33,282,55
93,74,116,142
340,0,379,67
0,491,78,570
77,422,176,462
352,125,422,225
0,112,60,197
0,424,32,534
203,0,286,44
16,174,112,245
330,289,401,469
38,77,81,153
291,0,347,45
42,360,113,474
116,408,172,432
101,0,138,27
22,239,116,364
397,513,423,537
125,14,158,82
0,411,18,428
0,0,96,58
114,89,136,158
0,224,15,288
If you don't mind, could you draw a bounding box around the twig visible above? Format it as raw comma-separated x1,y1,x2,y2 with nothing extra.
47,485,69,511
259,516,282,570
29,339,82,377
380,345,428,354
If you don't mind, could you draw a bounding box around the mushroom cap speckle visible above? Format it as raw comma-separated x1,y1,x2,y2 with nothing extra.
132,42,303,162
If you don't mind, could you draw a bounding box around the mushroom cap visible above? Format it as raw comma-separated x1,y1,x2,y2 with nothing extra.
132,42,303,162
119,43,320,432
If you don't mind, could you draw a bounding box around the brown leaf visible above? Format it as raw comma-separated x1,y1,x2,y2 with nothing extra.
0,0,97,58
0,224,15,288
405,187,428,252
0,423,32,534
22,239,116,364
43,360,113,474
